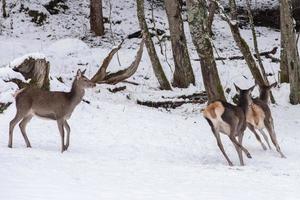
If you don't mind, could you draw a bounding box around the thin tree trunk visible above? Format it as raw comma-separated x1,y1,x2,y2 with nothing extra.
245,0,275,103
164,0,195,88
280,1,289,83
280,0,300,104
221,0,265,86
207,0,217,36
2,0,7,18
245,0,267,82
186,0,225,102
90,0,104,36
136,0,171,90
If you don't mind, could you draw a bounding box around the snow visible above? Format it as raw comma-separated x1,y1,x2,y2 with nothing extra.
0,0,300,199
219,0,279,10
8,52,46,67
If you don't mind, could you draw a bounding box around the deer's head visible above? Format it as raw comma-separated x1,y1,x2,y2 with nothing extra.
234,83,256,106
75,69,96,89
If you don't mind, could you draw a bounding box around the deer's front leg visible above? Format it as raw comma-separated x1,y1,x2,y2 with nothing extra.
64,120,71,150
57,119,66,153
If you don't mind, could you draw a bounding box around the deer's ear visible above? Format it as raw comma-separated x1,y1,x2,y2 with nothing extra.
234,83,241,93
82,69,87,75
270,82,277,88
76,69,82,78
249,84,256,92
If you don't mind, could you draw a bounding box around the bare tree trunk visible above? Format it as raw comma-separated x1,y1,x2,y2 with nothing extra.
245,0,267,82
2,0,7,18
280,0,300,104
164,0,195,88
245,0,275,103
280,1,289,83
220,0,265,86
90,0,104,36
136,0,171,90
207,0,217,36
186,0,225,102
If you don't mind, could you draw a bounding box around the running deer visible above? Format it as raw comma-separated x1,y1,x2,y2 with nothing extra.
203,84,255,166
246,82,286,158
8,69,96,152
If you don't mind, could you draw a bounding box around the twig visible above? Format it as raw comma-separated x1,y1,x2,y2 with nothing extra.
163,39,173,73
212,42,225,64
150,0,164,55
108,0,121,66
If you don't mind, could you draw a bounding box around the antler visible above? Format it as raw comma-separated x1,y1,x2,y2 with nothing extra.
91,36,145,85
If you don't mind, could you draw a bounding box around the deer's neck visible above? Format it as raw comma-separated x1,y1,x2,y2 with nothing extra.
259,90,269,104
68,80,85,107
238,96,251,114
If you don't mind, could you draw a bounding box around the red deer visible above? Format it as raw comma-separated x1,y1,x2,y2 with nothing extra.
8,69,96,152
203,84,255,166
246,82,286,158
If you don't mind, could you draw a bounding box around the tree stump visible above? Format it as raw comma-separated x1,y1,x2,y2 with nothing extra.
12,56,50,90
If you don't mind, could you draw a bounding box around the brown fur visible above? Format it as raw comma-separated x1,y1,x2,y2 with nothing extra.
8,69,96,153
203,101,225,119
13,88,26,98
247,104,266,129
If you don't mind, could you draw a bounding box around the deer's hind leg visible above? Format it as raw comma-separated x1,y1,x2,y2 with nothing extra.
205,118,233,166
264,118,286,158
247,124,267,150
234,132,245,166
229,128,252,159
64,120,71,150
259,129,271,149
19,114,33,148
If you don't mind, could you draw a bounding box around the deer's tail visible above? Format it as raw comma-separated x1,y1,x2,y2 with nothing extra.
202,101,225,120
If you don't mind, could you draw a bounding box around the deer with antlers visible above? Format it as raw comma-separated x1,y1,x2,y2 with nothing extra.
246,82,286,158
203,84,255,166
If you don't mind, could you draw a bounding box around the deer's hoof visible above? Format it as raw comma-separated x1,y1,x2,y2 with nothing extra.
281,154,287,159
8,144,12,148
247,153,252,158
228,162,234,166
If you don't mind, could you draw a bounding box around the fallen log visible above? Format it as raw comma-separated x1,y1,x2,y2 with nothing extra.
108,86,126,93
137,99,207,109
162,92,208,101
194,47,279,63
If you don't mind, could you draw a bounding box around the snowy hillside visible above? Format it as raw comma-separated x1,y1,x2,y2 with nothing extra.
0,0,300,200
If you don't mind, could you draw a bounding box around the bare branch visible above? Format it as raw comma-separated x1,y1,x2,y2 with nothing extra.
91,37,145,85
101,38,145,84
91,40,124,82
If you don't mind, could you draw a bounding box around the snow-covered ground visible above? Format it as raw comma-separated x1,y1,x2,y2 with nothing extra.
0,0,300,199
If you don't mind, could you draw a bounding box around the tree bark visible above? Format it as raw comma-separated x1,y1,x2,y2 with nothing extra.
280,0,300,104
207,0,217,36
223,0,265,86
2,0,7,18
12,57,50,90
90,0,104,36
186,0,225,102
136,0,171,90
164,0,195,88
280,1,289,83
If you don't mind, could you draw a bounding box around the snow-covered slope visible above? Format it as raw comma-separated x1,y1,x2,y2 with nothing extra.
0,0,300,199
